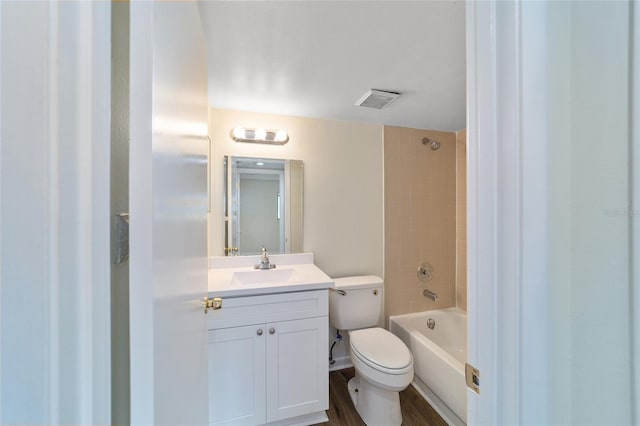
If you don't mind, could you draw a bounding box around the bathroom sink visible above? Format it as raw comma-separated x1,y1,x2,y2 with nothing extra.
208,253,334,297
231,268,300,286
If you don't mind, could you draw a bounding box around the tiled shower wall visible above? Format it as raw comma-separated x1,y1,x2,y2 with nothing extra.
455,129,467,311
383,126,458,320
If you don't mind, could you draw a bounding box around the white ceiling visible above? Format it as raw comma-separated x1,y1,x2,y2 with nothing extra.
198,1,466,132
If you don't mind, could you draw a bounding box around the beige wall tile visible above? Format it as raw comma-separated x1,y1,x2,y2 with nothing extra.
383,126,459,320
455,129,467,312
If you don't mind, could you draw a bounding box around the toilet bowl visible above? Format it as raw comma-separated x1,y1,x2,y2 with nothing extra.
346,328,414,426
349,328,413,391
329,276,414,426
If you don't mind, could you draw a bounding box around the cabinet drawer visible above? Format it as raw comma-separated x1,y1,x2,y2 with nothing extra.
207,289,328,329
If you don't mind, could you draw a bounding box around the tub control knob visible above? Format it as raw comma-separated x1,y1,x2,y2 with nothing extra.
417,262,434,282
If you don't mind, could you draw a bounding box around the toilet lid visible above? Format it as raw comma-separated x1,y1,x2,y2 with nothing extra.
350,328,412,371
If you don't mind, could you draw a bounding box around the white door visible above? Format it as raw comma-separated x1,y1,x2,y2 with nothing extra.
129,2,210,425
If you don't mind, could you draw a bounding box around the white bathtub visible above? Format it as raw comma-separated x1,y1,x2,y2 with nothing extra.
389,308,467,425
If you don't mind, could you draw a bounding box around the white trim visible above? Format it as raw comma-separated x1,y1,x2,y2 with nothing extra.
78,2,93,420
518,2,551,423
0,1,111,423
55,2,112,423
466,1,551,424
0,2,3,421
465,1,498,423
47,1,60,422
632,1,640,423
89,2,113,423
129,1,155,423
493,1,523,422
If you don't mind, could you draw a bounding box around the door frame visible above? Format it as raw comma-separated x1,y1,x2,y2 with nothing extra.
632,2,640,423
128,1,155,422
467,1,640,423
234,167,286,255
0,1,112,423
466,1,551,424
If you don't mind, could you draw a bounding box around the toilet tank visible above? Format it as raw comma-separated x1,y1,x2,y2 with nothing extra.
329,276,384,330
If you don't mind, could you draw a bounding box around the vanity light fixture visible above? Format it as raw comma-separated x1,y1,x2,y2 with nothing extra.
254,128,267,140
230,126,289,145
232,126,246,139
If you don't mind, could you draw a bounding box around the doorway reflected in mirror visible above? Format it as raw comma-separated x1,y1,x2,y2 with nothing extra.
224,156,303,256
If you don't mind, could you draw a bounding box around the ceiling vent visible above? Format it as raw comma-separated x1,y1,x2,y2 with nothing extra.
355,89,401,109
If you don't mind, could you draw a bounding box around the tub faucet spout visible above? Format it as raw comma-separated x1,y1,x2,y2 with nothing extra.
423,289,438,302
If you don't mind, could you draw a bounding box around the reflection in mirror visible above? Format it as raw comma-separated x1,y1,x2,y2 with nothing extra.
224,156,303,256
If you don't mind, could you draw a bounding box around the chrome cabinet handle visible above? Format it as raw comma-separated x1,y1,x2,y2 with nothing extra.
257,329,263,336
269,328,275,335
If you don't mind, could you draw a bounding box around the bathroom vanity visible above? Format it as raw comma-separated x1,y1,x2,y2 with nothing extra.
207,254,332,426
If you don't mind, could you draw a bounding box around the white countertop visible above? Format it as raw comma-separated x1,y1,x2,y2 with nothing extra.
208,253,334,298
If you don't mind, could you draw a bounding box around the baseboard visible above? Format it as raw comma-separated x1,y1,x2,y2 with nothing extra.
263,411,328,426
328,355,352,372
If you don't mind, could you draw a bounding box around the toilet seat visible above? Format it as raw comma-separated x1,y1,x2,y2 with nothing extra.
349,328,413,375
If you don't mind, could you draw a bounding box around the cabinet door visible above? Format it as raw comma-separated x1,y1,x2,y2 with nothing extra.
265,317,329,422
209,325,266,426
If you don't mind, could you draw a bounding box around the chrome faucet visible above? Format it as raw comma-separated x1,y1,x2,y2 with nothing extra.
254,246,276,270
423,289,438,302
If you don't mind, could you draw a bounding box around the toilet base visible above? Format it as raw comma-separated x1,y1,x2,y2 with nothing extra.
347,373,403,426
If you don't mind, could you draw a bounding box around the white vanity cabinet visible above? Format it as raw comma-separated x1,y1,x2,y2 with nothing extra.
209,324,267,426
207,289,329,426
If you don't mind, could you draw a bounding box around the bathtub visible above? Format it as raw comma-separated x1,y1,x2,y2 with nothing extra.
389,308,467,425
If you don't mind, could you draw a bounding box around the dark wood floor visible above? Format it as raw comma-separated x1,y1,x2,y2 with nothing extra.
317,368,448,426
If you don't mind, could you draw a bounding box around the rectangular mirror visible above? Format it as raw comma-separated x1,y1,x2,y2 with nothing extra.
224,156,303,256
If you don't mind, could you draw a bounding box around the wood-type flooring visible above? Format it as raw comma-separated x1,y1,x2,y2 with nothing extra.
316,368,448,426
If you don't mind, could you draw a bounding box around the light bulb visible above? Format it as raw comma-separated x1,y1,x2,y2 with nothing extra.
255,128,267,140
232,126,246,139
275,130,288,142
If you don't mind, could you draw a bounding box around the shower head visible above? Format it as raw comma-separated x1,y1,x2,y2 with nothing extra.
422,137,441,151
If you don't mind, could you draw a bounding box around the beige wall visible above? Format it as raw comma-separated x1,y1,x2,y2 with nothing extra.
384,126,457,319
209,108,384,279
455,129,467,311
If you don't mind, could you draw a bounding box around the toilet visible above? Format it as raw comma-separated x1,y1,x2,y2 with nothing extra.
329,276,414,426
